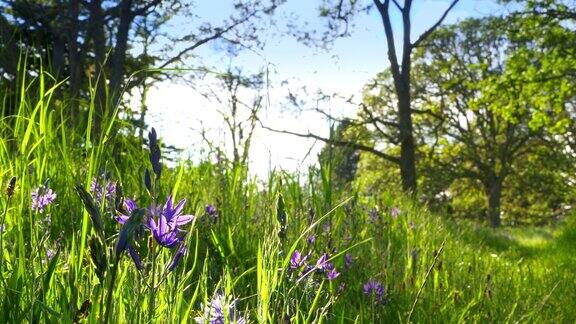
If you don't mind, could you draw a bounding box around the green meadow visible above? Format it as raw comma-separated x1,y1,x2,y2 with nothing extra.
0,71,574,323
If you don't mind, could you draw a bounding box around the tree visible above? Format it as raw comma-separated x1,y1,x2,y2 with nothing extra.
200,67,265,167
317,119,362,190
0,0,283,136
266,0,460,193
408,16,576,226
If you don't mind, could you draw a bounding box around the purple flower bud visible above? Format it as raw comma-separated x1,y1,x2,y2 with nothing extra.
290,250,307,270
128,245,143,270
325,262,334,270
148,127,157,150
326,268,340,280
368,208,380,223
116,227,130,256
205,204,218,220
148,128,162,177
390,207,400,218
168,243,187,271
144,169,152,191
344,253,353,268
116,209,145,257
6,176,16,197
306,234,316,245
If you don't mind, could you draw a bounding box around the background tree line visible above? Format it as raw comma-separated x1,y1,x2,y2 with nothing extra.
314,0,576,226
0,0,281,135
1,0,575,227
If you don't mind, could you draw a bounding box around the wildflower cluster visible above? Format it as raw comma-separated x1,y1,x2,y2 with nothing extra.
90,176,117,202
363,279,387,304
195,292,247,324
112,128,194,271
31,183,56,213
114,195,194,269
289,250,341,281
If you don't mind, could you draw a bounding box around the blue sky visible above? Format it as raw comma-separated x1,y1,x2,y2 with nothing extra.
144,0,514,177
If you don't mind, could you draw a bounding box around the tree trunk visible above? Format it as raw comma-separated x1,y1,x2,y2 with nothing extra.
109,0,133,107
51,34,65,78
397,85,417,192
67,0,81,120
486,179,503,227
88,0,107,137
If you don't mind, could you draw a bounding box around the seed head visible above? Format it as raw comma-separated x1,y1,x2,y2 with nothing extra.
6,177,16,197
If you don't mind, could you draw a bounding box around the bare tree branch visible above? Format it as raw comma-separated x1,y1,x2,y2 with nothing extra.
391,0,402,11
411,0,459,48
258,119,400,164
158,11,258,69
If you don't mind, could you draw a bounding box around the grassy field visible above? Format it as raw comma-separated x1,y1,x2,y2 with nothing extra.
1,73,575,323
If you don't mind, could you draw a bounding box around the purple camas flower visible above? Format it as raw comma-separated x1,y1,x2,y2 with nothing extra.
115,198,138,225
147,195,195,248
46,248,56,261
344,253,353,268
195,292,247,324
306,234,316,245
205,204,218,219
90,177,117,201
390,207,401,218
326,268,340,280
325,261,334,270
315,253,329,270
114,195,195,271
31,185,56,213
290,250,307,270
363,279,386,303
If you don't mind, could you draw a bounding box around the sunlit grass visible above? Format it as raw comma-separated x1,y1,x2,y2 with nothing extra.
0,70,575,323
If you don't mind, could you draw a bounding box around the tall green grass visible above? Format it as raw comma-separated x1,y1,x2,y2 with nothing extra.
0,68,574,323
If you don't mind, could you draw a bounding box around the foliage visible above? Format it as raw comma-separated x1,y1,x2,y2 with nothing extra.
0,64,575,323
359,13,576,226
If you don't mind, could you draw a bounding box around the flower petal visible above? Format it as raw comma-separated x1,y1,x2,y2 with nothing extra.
159,213,167,236
174,214,195,226
164,195,174,213
172,199,186,216
147,215,157,231
115,214,129,225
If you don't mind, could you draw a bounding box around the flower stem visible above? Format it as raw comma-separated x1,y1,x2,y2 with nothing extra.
103,258,119,324
148,244,157,322
0,197,10,286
